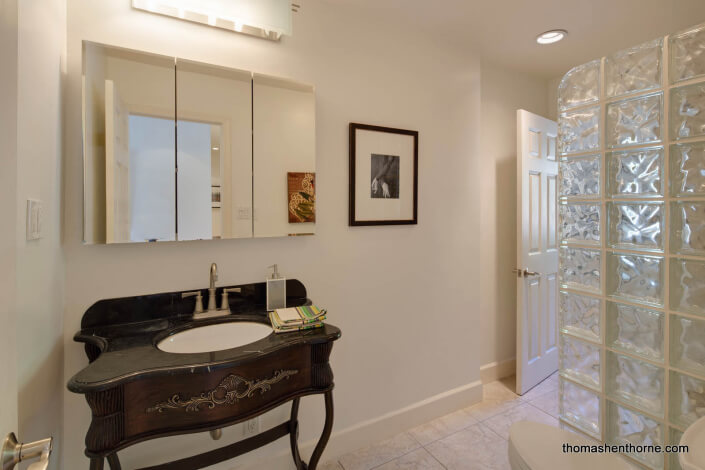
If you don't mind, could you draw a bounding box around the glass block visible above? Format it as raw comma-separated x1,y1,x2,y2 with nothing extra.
671,83,705,140
670,258,705,317
606,92,663,148
671,142,705,197
605,38,662,98
558,60,600,110
560,154,600,198
607,202,664,251
607,253,664,307
560,202,600,245
607,401,664,469
607,147,663,198
560,378,601,438
560,334,601,390
559,106,600,155
560,247,601,293
669,371,705,429
606,351,664,417
670,314,705,377
670,23,705,83
671,201,705,256
669,428,684,470
607,301,664,362
560,291,601,342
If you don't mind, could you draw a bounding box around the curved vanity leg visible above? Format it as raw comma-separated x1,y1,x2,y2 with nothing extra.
289,398,305,469
307,390,334,470
89,457,104,470
107,453,122,470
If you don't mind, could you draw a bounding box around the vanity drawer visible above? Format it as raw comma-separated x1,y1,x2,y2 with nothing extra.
123,345,314,438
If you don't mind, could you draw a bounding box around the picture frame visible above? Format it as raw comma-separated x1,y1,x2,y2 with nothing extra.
349,123,418,226
287,172,316,223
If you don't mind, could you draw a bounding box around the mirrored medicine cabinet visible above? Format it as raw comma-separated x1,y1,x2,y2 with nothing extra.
83,41,316,244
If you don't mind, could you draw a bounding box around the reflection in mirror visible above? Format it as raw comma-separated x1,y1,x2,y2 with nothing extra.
83,42,315,243
129,115,176,242
83,42,176,244
176,60,253,240
253,74,316,237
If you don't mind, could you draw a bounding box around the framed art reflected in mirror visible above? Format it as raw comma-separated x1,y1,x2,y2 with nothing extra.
349,123,418,226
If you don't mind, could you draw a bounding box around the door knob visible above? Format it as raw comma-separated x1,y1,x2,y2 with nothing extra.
2,433,52,470
522,269,540,277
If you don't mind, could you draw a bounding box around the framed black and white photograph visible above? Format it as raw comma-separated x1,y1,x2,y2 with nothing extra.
349,123,418,226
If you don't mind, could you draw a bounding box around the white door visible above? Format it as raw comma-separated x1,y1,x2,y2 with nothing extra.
516,109,559,395
105,79,131,243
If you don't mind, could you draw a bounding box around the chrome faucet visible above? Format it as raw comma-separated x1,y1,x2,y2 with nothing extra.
181,263,241,320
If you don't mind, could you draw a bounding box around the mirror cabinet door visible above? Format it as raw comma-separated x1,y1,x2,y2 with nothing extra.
83,42,316,244
176,60,253,240
83,42,176,244
253,74,316,237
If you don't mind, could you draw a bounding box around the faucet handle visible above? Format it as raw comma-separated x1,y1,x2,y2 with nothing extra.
220,287,242,312
182,290,204,313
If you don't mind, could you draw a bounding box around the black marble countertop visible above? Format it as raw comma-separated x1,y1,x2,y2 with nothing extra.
67,279,341,393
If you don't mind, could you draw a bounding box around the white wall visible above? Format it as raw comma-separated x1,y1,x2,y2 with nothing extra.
63,1,483,468
15,0,66,468
478,60,549,371
547,76,562,121
0,0,19,439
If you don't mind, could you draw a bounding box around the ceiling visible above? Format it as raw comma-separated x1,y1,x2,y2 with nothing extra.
322,0,705,79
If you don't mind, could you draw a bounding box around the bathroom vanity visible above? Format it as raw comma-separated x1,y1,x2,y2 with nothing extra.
68,279,340,470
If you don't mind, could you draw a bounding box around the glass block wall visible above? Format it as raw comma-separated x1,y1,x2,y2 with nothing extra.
558,23,705,470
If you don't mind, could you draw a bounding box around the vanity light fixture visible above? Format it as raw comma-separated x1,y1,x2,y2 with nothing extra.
536,29,568,45
132,0,293,40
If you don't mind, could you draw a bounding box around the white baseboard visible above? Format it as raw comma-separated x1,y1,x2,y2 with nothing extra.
238,379,483,469
480,358,516,384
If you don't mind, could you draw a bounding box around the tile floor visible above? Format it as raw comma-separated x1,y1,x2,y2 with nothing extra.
320,373,560,470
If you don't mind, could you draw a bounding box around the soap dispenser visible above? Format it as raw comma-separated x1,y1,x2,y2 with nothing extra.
266,264,287,311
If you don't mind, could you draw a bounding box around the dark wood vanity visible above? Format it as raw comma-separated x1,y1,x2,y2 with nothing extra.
68,280,340,470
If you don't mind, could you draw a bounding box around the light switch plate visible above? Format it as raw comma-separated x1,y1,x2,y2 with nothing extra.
26,199,43,240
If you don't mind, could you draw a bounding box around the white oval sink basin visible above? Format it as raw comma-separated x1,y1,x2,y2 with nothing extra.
158,322,272,354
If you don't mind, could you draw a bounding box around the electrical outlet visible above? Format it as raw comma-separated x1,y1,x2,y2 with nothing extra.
237,207,251,220
243,417,260,437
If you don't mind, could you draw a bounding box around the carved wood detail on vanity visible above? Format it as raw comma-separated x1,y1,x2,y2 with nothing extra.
123,345,313,438
146,369,299,413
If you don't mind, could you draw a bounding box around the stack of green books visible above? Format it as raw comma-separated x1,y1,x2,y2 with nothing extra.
269,305,327,334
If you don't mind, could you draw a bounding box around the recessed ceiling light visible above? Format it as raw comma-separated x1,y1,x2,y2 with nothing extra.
212,147,220,151
536,29,567,45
